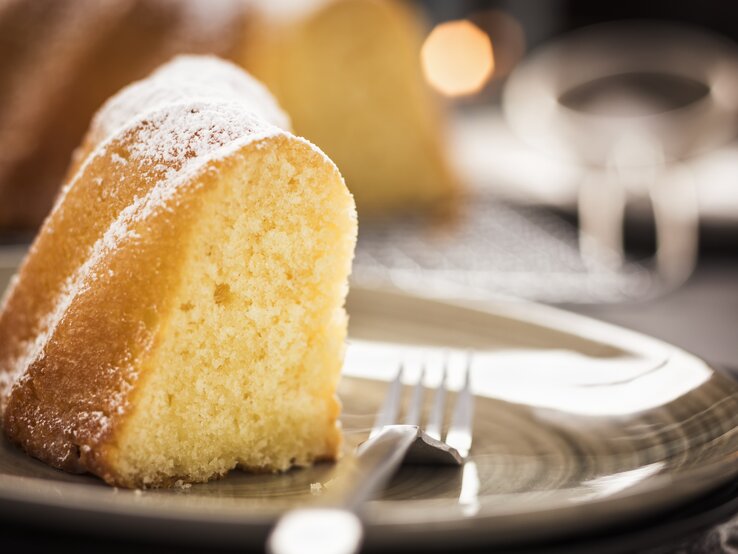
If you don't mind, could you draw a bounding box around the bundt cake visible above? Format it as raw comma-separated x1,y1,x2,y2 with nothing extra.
241,0,459,217
0,56,357,488
0,0,457,232
0,0,248,231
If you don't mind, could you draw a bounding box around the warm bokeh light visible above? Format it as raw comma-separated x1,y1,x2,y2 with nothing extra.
421,20,494,97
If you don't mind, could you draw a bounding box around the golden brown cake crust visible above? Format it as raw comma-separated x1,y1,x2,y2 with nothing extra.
0,57,346,486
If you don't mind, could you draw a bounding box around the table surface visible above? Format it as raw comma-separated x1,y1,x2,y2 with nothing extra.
2,259,737,553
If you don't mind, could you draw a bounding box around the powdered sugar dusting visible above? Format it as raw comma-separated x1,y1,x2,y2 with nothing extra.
110,152,128,165
128,102,267,178
92,55,290,145
51,56,295,221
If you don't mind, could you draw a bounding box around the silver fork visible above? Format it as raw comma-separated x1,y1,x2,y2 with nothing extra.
268,358,474,554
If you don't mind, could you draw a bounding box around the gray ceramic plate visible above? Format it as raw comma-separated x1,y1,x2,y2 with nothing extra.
0,250,737,549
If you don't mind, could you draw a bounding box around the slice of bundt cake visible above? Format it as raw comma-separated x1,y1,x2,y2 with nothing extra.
0,56,357,488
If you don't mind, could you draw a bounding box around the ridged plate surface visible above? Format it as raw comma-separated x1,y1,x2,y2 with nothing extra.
0,258,737,548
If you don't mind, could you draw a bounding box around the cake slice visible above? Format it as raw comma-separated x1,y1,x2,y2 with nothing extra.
0,56,357,488
241,0,458,216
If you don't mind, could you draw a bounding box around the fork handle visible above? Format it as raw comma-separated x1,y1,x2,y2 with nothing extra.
267,508,363,554
267,425,420,554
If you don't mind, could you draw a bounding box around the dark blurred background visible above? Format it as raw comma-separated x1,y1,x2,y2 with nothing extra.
403,0,738,367
423,0,738,51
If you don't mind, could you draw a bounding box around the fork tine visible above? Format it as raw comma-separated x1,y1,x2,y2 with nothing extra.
425,361,447,440
445,356,474,458
369,364,404,438
403,366,426,425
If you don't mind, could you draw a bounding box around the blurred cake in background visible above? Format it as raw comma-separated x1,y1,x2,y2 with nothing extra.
0,0,457,232
240,0,459,217
0,0,247,231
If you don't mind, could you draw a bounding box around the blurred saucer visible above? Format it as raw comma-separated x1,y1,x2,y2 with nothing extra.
453,106,738,228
